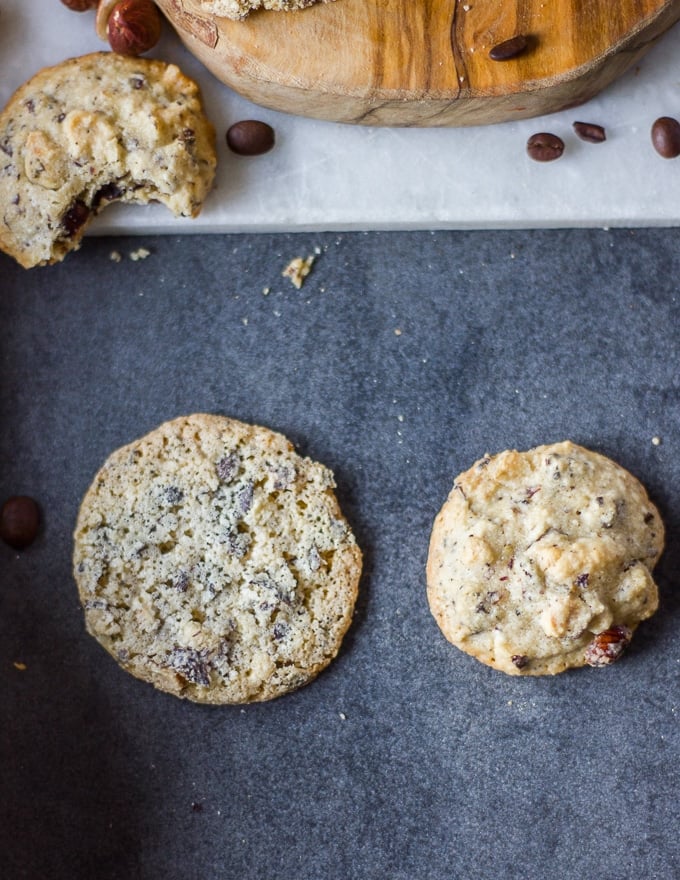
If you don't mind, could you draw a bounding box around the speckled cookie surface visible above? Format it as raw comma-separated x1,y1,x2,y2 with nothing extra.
426,441,664,676
0,52,216,268
73,414,361,703
195,0,334,20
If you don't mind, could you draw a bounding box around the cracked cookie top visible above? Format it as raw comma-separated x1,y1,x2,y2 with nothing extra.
73,414,361,703
426,441,664,675
0,52,216,268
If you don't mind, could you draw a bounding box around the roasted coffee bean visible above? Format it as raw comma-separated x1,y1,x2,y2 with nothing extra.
573,121,606,143
489,35,528,61
526,132,564,162
0,496,40,550
651,116,680,158
226,120,275,156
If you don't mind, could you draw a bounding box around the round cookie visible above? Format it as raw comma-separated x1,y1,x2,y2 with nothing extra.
426,441,664,675
73,414,362,703
0,52,216,268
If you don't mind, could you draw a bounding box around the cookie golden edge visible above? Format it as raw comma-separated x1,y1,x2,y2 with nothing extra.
426,440,665,676
0,52,217,269
73,414,362,703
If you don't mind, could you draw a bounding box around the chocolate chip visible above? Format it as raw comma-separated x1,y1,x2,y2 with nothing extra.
511,654,529,669
174,571,189,592
489,35,528,61
0,496,40,550
166,646,211,686
237,482,254,514
216,453,238,483
573,121,606,143
61,200,90,237
526,132,564,162
651,116,680,158
92,182,124,208
226,120,275,156
164,486,184,505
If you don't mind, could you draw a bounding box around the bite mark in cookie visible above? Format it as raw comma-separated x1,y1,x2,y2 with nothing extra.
0,52,216,268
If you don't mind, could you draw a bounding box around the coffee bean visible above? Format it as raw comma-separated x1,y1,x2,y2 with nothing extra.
226,120,275,156
526,132,564,162
573,121,606,143
651,116,680,158
0,496,40,550
489,35,528,61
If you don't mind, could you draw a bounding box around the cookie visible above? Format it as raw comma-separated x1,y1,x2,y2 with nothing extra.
0,52,216,268
73,414,362,703
195,0,334,20
426,441,664,675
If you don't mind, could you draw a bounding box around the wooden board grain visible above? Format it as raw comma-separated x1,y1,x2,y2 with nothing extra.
157,0,680,126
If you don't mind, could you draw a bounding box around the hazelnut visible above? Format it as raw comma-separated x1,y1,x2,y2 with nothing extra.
60,0,98,10
584,625,633,667
106,0,162,56
96,0,120,40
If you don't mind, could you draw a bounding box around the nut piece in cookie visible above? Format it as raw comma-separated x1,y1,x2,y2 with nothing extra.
73,414,362,703
426,441,664,675
0,52,216,268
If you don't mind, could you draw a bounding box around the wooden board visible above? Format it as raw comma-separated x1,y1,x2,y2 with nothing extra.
157,0,680,126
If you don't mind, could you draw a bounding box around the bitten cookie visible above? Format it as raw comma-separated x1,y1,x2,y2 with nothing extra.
0,52,216,268
426,441,664,675
195,0,334,20
73,414,361,703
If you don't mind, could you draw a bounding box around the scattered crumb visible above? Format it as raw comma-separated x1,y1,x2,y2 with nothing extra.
339,712,347,721
109,250,122,263
282,255,315,289
242,317,249,326
652,436,662,446
191,802,203,813
462,3,471,9
129,247,151,262
394,328,402,336
262,286,271,296
13,661,27,671
397,414,404,422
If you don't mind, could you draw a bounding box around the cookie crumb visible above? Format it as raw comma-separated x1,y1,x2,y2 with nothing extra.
651,436,662,446
394,328,402,336
129,247,151,262
109,250,122,263
13,661,27,671
282,255,315,289
339,712,347,721
262,286,271,296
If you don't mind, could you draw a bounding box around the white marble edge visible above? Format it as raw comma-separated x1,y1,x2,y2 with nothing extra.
2,0,680,233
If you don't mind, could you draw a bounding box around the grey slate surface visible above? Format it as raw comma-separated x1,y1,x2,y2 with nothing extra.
1,229,678,880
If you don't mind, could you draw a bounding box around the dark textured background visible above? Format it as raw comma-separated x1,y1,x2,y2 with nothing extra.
1,229,678,880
